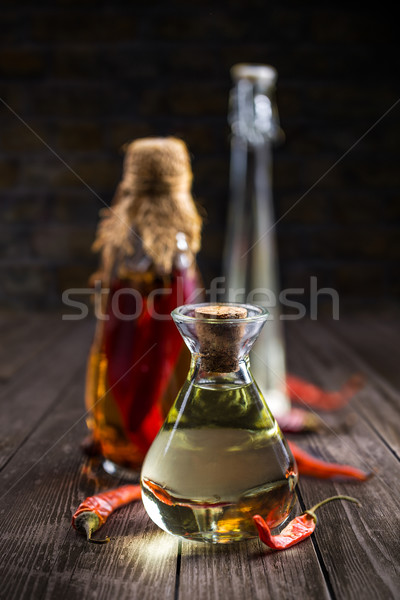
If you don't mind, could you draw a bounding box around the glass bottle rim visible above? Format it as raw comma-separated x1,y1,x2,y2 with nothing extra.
171,302,269,324
231,63,277,85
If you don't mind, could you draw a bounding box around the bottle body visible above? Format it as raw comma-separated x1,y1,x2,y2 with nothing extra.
141,303,298,543
84,136,203,479
85,266,198,479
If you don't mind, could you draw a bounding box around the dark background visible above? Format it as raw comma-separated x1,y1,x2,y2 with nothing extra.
0,1,399,311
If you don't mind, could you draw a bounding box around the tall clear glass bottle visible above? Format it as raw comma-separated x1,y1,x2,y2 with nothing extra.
141,303,298,544
223,64,290,419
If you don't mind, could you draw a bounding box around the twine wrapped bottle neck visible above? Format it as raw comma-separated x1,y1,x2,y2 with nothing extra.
92,136,202,277
121,172,193,197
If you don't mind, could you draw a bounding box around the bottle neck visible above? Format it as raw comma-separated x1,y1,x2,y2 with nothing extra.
229,78,282,146
189,354,254,388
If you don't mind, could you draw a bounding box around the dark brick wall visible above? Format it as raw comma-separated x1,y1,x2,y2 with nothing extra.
0,1,399,309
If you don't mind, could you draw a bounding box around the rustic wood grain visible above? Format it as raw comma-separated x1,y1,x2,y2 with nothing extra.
0,314,399,600
288,317,400,457
324,314,400,454
0,317,94,470
0,363,178,600
285,319,400,600
0,313,68,382
44,501,178,600
330,312,400,388
178,536,330,600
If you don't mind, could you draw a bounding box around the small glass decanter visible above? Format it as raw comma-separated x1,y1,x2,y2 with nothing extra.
141,303,298,544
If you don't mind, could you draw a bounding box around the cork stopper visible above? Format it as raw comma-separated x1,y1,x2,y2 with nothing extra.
122,137,193,195
194,306,248,320
194,305,248,372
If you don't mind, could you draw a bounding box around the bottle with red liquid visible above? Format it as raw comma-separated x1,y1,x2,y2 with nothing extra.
85,137,203,480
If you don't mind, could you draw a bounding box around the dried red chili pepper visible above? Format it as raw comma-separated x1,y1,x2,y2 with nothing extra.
277,407,322,433
288,440,370,480
142,478,231,509
253,495,360,551
286,374,364,411
72,485,141,544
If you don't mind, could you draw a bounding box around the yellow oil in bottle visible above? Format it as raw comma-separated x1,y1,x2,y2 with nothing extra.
141,382,298,543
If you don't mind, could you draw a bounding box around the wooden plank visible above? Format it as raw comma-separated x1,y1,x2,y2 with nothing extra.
0,312,35,380
0,314,398,600
287,317,400,457
0,318,95,470
340,312,400,386
324,312,400,385
284,320,400,600
43,504,178,600
178,536,330,600
0,312,69,382
295,437,400,600
0,311,31,338
325,313,400,406
0,310,25,332
0,367,178,600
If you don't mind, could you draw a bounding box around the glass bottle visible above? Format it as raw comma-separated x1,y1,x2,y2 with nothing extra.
223,64,290,419
85,137,203,480
141,302,298,544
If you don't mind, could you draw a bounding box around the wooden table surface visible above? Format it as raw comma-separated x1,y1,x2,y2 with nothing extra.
0,311,399,600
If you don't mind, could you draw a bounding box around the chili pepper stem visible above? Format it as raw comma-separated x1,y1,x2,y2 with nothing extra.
74,511,110,544
305,495,361,523
82,522,111,544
